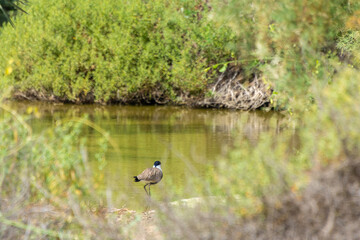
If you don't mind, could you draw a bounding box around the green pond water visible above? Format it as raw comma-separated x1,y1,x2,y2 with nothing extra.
6,101,282,209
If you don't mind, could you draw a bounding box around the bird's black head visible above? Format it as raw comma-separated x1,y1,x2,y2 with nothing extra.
153,161,161,167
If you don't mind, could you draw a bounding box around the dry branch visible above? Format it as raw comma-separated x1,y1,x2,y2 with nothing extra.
198,66,271,110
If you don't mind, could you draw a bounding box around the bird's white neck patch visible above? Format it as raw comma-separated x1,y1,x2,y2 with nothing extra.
154,165,162,171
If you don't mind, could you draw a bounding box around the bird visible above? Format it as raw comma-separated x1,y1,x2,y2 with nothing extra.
134,161,163,196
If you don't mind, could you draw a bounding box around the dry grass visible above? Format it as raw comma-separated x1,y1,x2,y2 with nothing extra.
237,157,360,239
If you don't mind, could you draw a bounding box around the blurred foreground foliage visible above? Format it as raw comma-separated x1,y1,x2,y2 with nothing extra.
207,0,360,204
157,47,360,240
156,1,360,238
0,106,116,239
215,0,360,109
154,0,360,216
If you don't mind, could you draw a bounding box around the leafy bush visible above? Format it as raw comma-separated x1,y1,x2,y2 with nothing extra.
215,0,360,109
0,0,234,103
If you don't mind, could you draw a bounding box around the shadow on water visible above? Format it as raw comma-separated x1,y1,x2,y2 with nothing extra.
5,101,285,210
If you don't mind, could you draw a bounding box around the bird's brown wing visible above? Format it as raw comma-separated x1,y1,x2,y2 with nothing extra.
137,168,163,183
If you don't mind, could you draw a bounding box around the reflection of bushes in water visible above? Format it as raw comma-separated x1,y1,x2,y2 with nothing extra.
0,0,234,104
6,101,284,139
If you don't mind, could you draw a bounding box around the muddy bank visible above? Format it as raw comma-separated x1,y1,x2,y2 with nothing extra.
11,66,271,110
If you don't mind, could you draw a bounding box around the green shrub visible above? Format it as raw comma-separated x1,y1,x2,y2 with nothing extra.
215,0,360,109
0,0,235,103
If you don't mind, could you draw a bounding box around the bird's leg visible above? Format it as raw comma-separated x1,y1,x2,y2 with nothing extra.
144,183,149,196
148,184,151,197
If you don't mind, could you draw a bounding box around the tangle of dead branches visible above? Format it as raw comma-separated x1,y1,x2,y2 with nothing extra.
198,66,271,110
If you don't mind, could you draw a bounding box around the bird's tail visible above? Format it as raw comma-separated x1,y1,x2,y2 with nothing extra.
133,176,140,182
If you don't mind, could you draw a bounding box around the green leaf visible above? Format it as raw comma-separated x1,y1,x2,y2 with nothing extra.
219,63,228,73
7,1,27,14
0,0,27,28
212,64,219,69
0,4,14,27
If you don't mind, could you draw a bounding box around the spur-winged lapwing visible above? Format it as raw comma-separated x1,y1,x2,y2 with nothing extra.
134,161,163,196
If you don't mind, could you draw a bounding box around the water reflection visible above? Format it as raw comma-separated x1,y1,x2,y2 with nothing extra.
5,101,283,208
